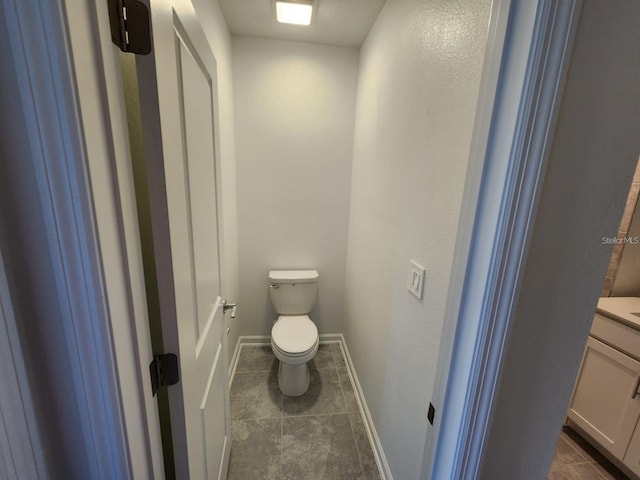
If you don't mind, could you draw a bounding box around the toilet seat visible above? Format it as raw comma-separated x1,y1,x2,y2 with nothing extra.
271,336,318,366
272,337,318,360
271,315,318,355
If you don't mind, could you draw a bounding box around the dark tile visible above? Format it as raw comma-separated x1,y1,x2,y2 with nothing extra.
282,414,364,480
593,461,632,480
283,367,347,416
227,419,281,480
562,427,608,465
338,368,360,414
350,414,381,480
236,346,278,372
547,463,605,480
330,342,347,368
308,344,335,370
230,371,282,420
550,428,632,480
550,437,589,468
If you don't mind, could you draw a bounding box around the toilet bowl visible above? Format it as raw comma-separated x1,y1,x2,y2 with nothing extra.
268,270,319,396
271,314,319,396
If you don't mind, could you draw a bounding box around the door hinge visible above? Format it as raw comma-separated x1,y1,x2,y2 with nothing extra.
428,402,435,425
150,353,180,396
107,0,152,55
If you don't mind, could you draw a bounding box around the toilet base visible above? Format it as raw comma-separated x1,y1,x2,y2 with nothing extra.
278,361,310,396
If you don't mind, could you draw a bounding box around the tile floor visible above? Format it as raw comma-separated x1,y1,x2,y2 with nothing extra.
547,427,631,480
227,343,382,480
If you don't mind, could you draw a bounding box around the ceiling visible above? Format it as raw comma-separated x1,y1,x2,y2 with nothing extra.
218,0,387,48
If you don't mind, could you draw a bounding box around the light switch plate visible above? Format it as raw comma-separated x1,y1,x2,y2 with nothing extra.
408,260,425,300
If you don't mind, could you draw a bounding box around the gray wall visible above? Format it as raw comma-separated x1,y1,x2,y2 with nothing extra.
480,2,640,478
343,0,491,477
0,14,89,479
232,36,359,336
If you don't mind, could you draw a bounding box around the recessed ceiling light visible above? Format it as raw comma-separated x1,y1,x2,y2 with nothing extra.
275,1,314,26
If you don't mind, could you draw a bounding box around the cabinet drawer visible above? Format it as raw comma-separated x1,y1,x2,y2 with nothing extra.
591,313,640,360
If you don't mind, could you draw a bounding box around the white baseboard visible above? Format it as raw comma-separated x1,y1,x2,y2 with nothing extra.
228,333,392,479
228,335,242,385
229,333,344,384
319,333,343,343
337,334,394,480
228,335,270,387
236,335,271,345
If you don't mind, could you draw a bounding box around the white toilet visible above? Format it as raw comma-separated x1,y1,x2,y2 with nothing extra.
269,269,320,396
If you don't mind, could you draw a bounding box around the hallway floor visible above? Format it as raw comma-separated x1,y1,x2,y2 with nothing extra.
547,427,630,480
227,343,381,480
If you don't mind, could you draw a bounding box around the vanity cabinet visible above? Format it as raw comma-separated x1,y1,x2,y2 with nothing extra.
567,312,640,477
626,420,640,477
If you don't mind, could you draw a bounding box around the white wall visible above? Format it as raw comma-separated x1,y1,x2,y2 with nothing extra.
190,0,240,358
480,2,640,478
232,36,359,335
343,0,491,477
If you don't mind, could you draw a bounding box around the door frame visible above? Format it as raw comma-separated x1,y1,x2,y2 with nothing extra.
2,0,605,479
2,0,164,478
0,231,49,478
427,0,640,478
423,0,582,478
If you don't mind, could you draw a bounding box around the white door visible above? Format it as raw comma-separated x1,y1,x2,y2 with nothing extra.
136,0,231,478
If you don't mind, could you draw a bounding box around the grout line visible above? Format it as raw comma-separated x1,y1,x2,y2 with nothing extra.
557,431,626,480
562,435,595,464
235,344,367,477
557,460,593,466
564,434,609,469
348,410,367,478
591,461,626,480
232,415,283,422
592,463,611,480
334,344,369,477
334,365,349,415
281,410,353,419
333,341,367,478
234,369,277,373
337,337,387,479
551,462,606,478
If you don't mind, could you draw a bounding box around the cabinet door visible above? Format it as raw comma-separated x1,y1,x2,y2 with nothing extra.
567,336,640,460
625,418,640,477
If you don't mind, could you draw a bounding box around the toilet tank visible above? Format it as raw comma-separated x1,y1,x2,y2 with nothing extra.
269,270,319,315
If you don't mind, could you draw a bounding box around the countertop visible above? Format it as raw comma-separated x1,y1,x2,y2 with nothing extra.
596,296,640,331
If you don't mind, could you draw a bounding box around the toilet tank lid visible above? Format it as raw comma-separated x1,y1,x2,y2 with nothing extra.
269,270,319,283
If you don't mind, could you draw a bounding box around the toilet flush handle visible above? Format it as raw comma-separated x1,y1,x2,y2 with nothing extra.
270,284,280,289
